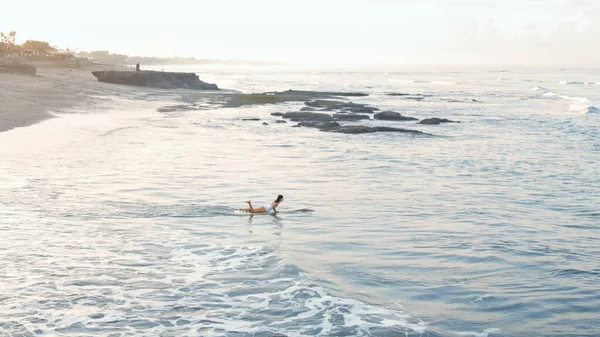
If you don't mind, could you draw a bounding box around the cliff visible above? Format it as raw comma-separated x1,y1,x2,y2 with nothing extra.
91,70,219,90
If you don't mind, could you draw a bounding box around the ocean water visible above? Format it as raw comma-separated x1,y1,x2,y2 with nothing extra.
0,65,599,337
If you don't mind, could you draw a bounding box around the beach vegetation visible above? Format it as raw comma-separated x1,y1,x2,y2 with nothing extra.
21,40,55,52
0,31,17,46
0,31,17,52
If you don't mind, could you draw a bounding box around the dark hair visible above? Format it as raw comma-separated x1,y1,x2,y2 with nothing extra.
275,195,284,202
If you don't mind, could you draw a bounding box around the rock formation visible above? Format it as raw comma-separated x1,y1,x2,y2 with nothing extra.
374,111,418,121
91,70,219,90
418,118,460,125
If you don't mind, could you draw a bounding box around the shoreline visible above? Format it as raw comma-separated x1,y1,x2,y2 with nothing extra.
0,61,129,133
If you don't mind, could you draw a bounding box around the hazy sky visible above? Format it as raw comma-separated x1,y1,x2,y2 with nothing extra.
3,0,599,65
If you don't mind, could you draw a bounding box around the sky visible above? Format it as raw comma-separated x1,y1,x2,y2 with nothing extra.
2,0,599,66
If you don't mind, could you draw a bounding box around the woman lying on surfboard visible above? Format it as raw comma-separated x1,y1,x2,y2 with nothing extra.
240,195,283,213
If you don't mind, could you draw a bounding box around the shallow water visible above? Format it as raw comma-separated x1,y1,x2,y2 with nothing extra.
1,66,599,337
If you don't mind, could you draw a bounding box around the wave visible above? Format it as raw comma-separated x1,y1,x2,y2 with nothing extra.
542,92,589,104
192,244,428,336
559,81,597,85
388,79,458,85
535,88,595,114
388,79,426,84
432,81,459,85
20,242,428,336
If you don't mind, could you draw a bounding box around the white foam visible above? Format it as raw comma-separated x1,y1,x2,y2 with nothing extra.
542,92,589,103
458,328,502,337
558,80,598,85
165,244,428,336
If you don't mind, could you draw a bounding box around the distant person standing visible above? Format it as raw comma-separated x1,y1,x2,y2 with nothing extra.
135,62,140,71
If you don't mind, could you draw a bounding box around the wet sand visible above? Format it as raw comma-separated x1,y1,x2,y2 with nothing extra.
0,62,127,133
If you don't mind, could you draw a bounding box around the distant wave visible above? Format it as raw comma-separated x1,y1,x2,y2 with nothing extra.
568,105,598,115
558,81,597,85
542,92,589,104
388,79,426,84
536,87,594,114
388,79,458,85
432,81,459,85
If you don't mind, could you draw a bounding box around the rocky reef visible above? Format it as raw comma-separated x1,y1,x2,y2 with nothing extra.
155,89,460,136
418,118,460,125
224,90,367,108
91,70,219,90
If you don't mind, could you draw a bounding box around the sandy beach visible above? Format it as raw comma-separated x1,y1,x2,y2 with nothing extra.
0,62,128,133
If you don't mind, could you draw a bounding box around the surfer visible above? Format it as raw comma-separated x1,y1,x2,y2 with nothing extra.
240,195,283,213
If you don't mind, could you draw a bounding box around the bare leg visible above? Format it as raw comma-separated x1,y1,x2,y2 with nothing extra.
246,200,255,213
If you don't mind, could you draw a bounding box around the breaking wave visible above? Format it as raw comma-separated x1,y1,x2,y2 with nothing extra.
1,241,428,336
558,81,597,85
542,92,589,104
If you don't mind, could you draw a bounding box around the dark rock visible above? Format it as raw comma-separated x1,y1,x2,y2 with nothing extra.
0,63,36,76
404,96,425,101
332,125,373,134
304,100,347,109
91,70,219,90
225,90,368,108
242,118,260,121
374,111,419,121
295,121,341,130
262,122,269,125
300,107,316,111
372,127,426,134
291,121,427,135
88,313,105,319
333,125,426,135
386,92,410,96
305,100,377,113
275,120,287,123
418,118,459,125
281,89,368,97
270,112,285,116
341,106,379,114
333,114,370,121
281,112,333,122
